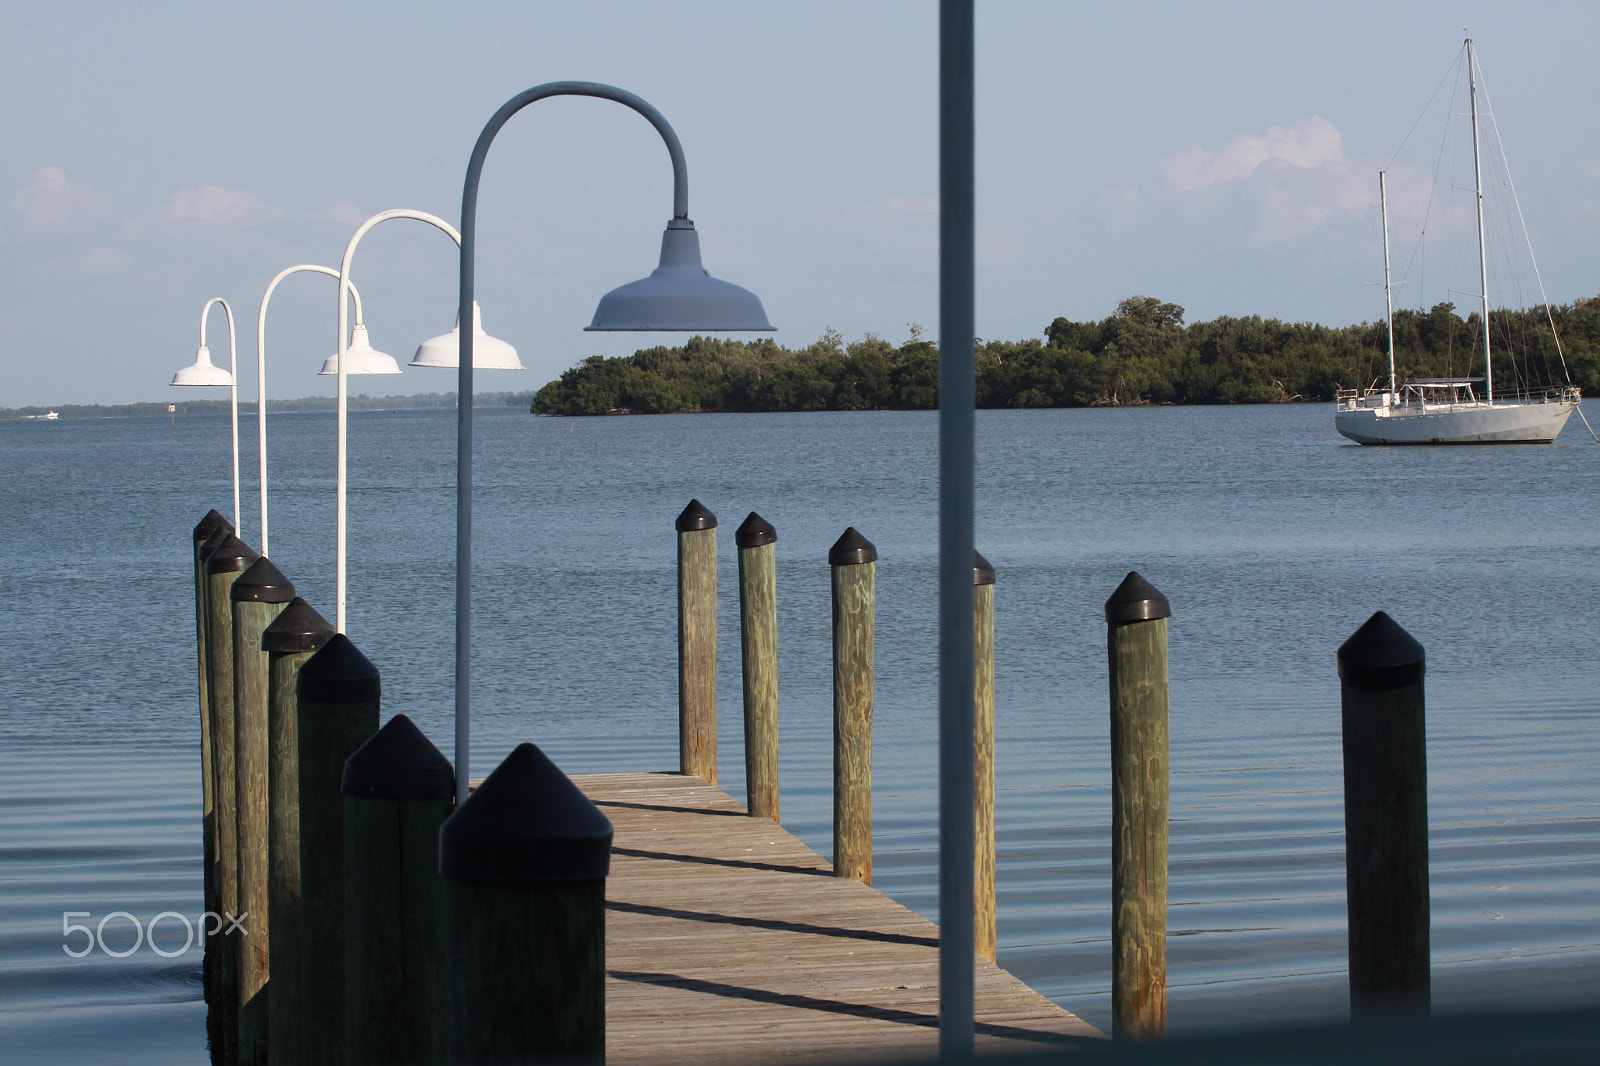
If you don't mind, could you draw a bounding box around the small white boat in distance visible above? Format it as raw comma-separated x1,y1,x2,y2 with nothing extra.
1335,39,1584,445
1336,378,1578,444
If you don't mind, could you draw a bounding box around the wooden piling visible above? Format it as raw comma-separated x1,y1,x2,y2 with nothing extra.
1338,610,1430,1021
229,557,296,1065
193,511,232,906
342,714,454,1066
736,512,779,821
830,527,876,885
677,499,718,784
295,634,381,1066
204,532,259,1062
1106,570,1170,1041
262,598,335,1066
192,512,231,1030
441,743,613,1065
973,551,996,963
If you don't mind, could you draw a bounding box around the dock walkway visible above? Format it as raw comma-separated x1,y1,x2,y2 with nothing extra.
578,772,1102,1063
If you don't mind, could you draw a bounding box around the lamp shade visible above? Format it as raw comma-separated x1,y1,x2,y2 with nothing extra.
410,301,522,370
171,345,235,386
318,323,402,375
586,221,773,331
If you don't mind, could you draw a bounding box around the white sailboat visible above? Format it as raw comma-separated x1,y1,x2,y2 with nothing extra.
1335,40,1582,445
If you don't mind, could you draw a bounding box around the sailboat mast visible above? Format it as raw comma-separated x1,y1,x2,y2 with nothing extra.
1380,171,1397,399
1467,38,1494,403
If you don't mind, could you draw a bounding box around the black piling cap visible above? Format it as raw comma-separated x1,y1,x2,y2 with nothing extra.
828,527,877,566
198,522,235,560
676,499,717,532
1338,611,1425,691
230,556,296,604
193,509,231,544
973,550,995,586
439,742,614,882
296,633,381,704
205,533,259,576
1104,571,1171,624
736,511,777,549
341,713,455,801
261,597,336,654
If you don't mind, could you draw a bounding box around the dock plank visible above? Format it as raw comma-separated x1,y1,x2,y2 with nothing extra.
574,772,1103,1063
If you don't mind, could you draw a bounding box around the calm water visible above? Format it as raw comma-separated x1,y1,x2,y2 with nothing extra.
1,404,1596,1060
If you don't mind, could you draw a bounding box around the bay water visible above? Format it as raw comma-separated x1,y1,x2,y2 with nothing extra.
1,403,1595,1061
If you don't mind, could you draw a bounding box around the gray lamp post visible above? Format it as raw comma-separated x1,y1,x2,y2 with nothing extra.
450,81,772,804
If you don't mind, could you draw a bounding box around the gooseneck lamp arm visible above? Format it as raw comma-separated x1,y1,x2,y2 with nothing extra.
453,82,688,805
200,297,241,538
335,210,463,633
256,265,368,559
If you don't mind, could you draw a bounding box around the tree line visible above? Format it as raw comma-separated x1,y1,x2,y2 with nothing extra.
529,295,1600,415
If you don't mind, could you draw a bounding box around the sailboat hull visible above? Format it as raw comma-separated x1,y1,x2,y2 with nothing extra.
1335,398,1577,444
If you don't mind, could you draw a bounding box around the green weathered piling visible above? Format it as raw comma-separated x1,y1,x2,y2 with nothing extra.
192,511,231,1027
205,532,259,1063
441,743,613,1065
341,714,454,1066
736,512,780,820
1338,611,1430,1021
230,557,295,1065
830,527,876,885
193,511,233,878
677,499,718,784
262,598,335,1066
296,634,381,1066
1106,570,1170,1042
973,551,996,964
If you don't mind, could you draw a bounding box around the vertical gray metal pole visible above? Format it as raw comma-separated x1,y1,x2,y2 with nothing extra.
939,0,977,1054
230,557,296,1065
736,511,780,820
972,552,996,964
441,743,613,1064
677,499,719,784
342,714,455,1066
1106,571,1171,1041
296,634,381,1066
830,528,877,885
263,598,335,1066
1338,611,1430,1021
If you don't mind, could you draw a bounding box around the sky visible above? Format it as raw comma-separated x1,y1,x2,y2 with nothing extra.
2,0,1597,407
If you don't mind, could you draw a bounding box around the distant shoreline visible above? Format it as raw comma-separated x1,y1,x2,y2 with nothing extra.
0,392,535,421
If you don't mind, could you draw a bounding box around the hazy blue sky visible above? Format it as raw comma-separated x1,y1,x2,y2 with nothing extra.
3,1,1596,406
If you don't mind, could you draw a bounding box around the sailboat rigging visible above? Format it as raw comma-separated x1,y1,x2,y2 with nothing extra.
1334,39,1582,444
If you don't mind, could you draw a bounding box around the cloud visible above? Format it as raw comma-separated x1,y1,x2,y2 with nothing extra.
13,166,110,231
1163,116,1346,192
859,194,937,221
161,184,282,228
321,199,368,228
1155,117,1386,243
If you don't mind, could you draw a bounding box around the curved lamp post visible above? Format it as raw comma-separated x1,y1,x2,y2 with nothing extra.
450,82,772,803
171,297,241,534
331,209,517,633
256,265,372,558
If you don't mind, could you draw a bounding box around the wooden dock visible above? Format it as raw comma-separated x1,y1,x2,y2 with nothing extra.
575,772,1103,1063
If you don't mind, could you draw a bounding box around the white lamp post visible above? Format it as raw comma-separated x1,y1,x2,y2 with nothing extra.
448,82,773,803
330,209,516,633
171,297,242,536
256,265,372,558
